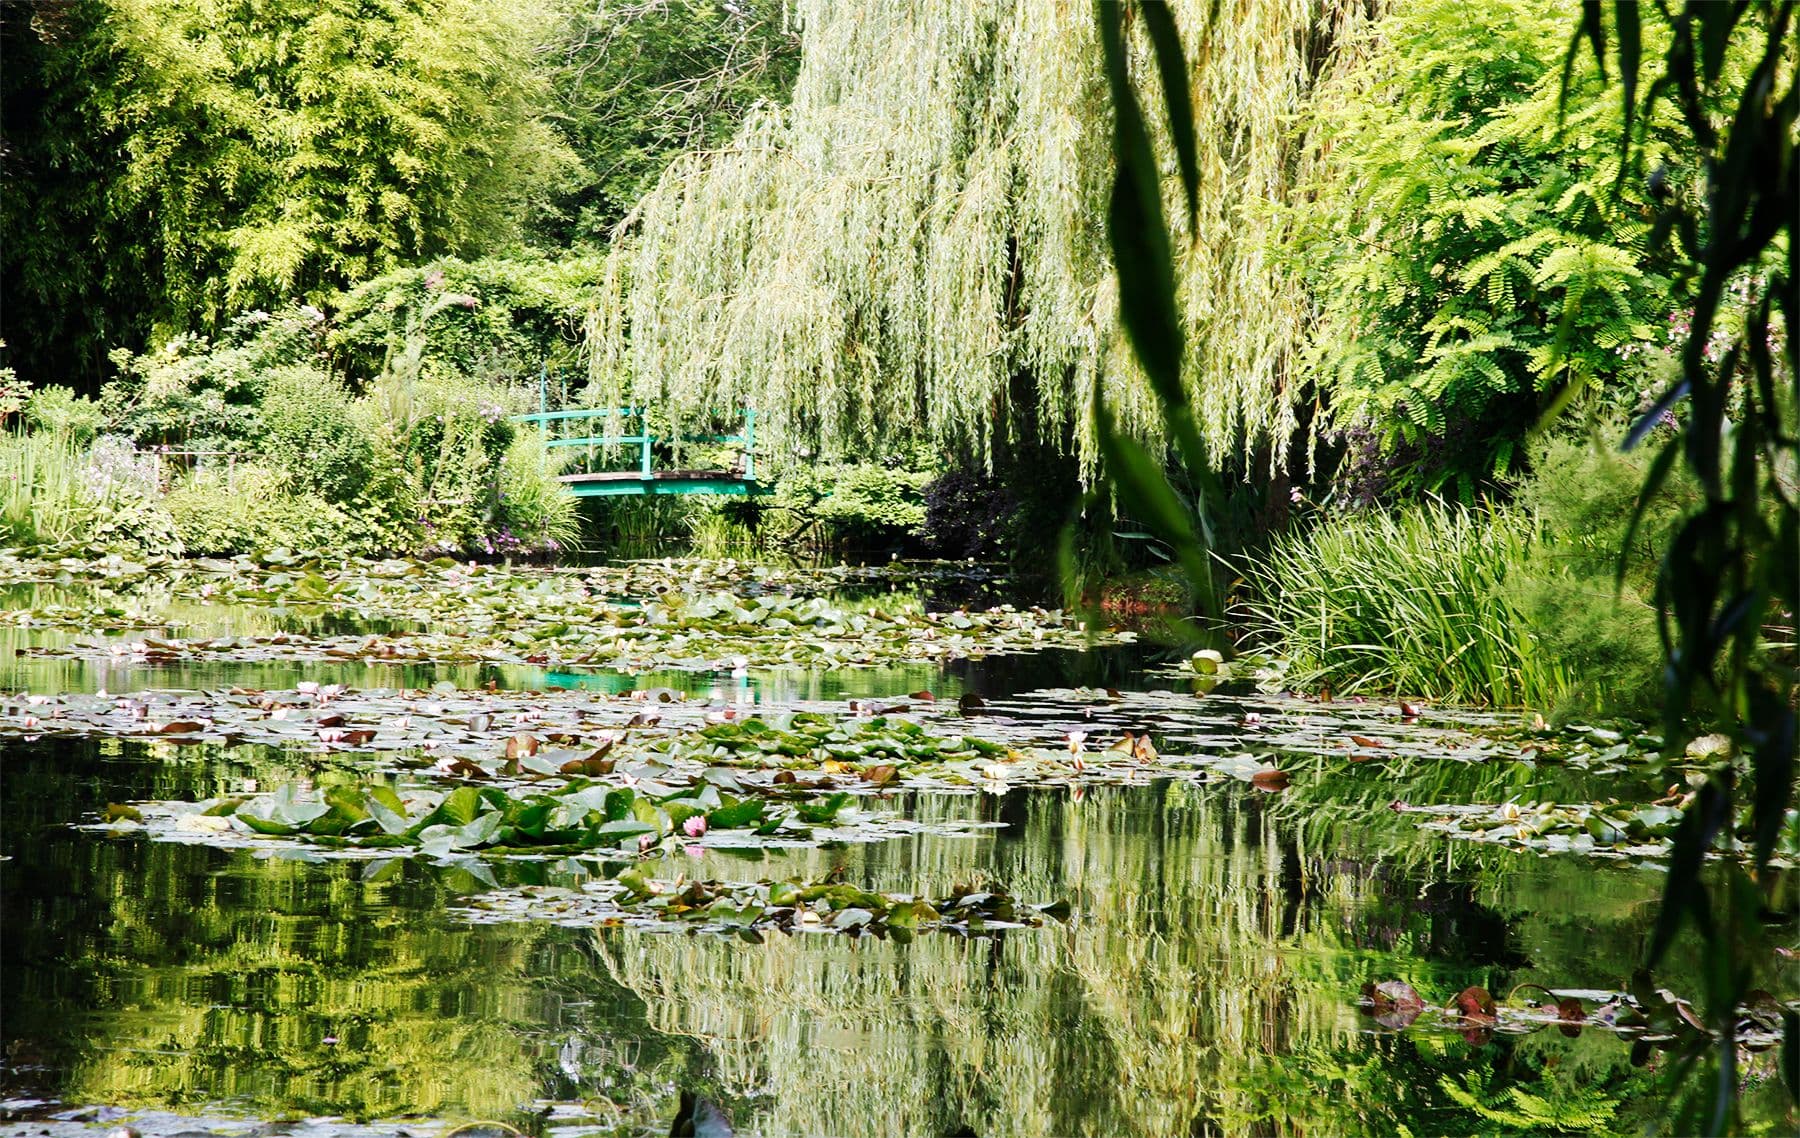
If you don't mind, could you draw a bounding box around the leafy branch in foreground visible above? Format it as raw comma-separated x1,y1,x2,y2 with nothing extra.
1087,0,1225,625
1573,3,1798,1131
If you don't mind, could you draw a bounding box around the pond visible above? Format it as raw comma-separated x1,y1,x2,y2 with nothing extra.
1,558,1792,1137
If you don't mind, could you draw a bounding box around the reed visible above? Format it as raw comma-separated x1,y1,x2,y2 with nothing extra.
1239,504,1565,707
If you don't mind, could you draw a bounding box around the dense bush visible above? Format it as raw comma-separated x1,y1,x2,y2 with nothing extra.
0,431,93,548
921,468,1018,561
164,466,351,556
496,435,581,557
257,366,371,502
1503,430,1698,718
764,463,932,552
101,308,326,449
24,386,106,443
329,257,600,386
1297,0,1691,500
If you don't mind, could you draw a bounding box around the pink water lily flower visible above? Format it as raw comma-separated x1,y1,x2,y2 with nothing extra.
683,815,708,838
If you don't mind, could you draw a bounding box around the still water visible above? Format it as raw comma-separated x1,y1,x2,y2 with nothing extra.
0,577,1789,1136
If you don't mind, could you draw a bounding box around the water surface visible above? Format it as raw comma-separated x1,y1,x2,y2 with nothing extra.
2,576,1791,1136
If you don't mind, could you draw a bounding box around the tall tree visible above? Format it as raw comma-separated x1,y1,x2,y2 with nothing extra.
0,0,576,389
539,0,801,243
584,0,1373,474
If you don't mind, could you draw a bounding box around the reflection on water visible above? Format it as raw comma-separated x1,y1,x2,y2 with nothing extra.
3,585,1791,1135
0,581,1154,700
12,728,1789,1137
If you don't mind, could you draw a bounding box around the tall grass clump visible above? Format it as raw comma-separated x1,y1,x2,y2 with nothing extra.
498,435,581,555
0,431,182,554
1240,505,1559,707
0,431,91,547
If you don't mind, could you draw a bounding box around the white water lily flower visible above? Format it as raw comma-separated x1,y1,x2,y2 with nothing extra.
1685,733,1732,759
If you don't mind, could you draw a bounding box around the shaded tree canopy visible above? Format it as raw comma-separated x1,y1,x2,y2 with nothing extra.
1,0,574,388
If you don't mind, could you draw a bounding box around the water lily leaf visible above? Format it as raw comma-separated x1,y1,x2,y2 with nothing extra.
1250,768,1290,792
707,797,766,829
795,792,852,824
603,787,636,821
432,786,484,829
1557,997,1586,1037
1452,986,1498,1022
366,795,411,836
457,811,503,847
1361,980,1424,1029
416,824,464,859
595,819,657,838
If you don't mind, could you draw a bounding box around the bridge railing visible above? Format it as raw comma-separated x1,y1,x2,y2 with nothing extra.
512,406,757,481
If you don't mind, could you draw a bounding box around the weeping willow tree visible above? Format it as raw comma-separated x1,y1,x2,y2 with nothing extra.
586,0,1368,474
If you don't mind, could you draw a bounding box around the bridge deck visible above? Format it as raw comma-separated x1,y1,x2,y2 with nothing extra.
556,470,765,497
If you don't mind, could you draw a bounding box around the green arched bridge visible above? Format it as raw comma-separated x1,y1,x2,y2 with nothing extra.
514,404,768,498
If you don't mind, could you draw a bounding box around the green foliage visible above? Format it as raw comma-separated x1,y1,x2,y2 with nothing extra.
0,431,93,548
1297,0,1688,499
1438,1069,1620,1134
0,431,182,555
1571,5,1798,1130
0,345,24,425
497,435,581,556
83,298,579,558
1241,504,1554,707
345,372,523,556
24,386,106,443
163,466,350,556
100,308,324,449
1504,432,1696,719
764,463,933,551
330,256,601,386
540,0,800,240
0,0,576,387
256,366,371,503
585,0,1344,480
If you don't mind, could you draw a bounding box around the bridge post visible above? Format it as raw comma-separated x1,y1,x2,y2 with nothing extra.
743,407,756,480
537,364,549,472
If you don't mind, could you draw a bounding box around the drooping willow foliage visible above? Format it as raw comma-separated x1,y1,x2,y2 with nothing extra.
586,0,1369,473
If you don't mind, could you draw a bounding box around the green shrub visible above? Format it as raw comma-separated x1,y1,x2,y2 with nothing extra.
1503,430,1699,718
330,256,600,386
258,366,372,502
24,386,106,443
164,465,352,556
1296,0,1689,499
497,435,581,555
77,436,184,555
102,308,327,450
1240,504,1555,706
0,347,23,426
